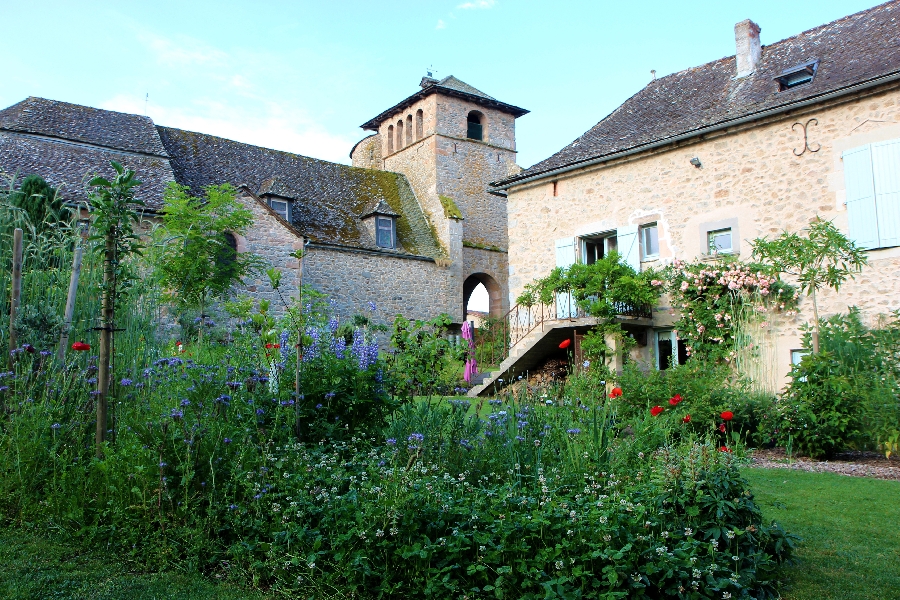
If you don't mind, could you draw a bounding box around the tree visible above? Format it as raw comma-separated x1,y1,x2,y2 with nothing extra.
153,183,261,339
9,174,65,233
88,161,144,455
751,217,868,353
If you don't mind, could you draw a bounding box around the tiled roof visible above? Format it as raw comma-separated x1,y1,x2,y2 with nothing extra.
156,127,443,257
0,97,169,157
435,76,496,100
0,131,174,210
496,1,900,188
360,75,528,130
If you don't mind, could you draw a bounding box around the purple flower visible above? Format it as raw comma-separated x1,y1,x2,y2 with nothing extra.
51,423,61,430
386,438,397,446
279,330,291,360
566,428,581,435
180,398,190,407
256,408,265,415
223,438,232,444
159,462,168,468
226,381,241,390
86,377,97,385
316,404,323,410
120,378,133,387
170,408,184,419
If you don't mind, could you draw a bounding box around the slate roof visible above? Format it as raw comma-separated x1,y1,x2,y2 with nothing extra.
0,97,168,157
494,0,900,188
0,96,444,257
156,127,443,257
361,199,400,218
360,75,528,130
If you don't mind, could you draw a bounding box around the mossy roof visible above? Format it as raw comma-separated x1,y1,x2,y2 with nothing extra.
157,126,443,257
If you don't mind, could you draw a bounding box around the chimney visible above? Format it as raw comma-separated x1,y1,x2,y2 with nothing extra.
734,19,761,78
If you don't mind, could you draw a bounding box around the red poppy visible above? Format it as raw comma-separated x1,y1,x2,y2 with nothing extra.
682,414,691,423
721,411,734,421
71,341,91,351
265,343,281,349
719,423,727,433
668,394,683,406
559,339,571,349
609,387,623,398
720,445,732,453
650,405,664,417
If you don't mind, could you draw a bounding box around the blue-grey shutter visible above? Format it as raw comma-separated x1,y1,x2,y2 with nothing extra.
872,139,900,248
617,225,640,271
555,237,576,319
842,144,879,249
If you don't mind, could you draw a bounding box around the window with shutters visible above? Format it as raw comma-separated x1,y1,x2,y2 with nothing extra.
655,330,688,370
843,139,900,249
579,232,617,264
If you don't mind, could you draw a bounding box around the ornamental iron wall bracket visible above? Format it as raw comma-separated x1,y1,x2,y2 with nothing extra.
792,118,821,156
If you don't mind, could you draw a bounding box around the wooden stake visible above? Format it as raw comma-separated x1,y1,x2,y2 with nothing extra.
57,244,84,363
96,229,116,456
7,228,23,367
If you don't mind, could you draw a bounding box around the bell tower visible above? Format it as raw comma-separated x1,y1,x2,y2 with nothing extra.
352,74,528,323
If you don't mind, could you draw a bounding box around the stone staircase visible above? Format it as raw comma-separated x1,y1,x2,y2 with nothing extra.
466,317,599,397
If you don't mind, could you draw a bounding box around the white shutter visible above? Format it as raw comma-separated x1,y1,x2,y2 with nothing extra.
555,237,576,319
842,144,879,249
872,139,900,248
617,224,640,271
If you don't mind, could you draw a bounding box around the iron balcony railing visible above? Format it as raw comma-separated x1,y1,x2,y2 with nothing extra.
474,294,653,367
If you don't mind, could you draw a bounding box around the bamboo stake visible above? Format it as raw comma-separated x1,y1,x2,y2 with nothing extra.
57,244,84,363
7,228,23,367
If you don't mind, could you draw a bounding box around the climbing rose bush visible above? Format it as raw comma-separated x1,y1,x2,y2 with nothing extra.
655,258,798,361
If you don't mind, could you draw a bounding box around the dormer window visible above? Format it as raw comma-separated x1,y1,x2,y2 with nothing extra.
360,199,400,250
776,61,818,91
268,198,291,221
376,216,395,248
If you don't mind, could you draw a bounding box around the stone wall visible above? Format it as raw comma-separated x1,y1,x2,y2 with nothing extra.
463,245,509,317
506,84,900,381
303,244,460,326
237,189,304,314
350,133,382,169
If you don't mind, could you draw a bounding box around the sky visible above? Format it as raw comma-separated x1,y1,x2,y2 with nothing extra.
1,0,879,170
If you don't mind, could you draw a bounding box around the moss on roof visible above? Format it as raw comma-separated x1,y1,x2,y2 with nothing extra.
439,195,463,220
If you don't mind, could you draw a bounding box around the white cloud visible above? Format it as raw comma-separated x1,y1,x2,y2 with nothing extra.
101,94,355,165
435,19,446,29
457,0,495,9
139,32,227,66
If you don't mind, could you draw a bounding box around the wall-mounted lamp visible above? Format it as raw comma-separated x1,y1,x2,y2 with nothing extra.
689,157,702,168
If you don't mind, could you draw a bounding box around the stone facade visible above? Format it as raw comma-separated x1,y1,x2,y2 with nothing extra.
505,82,900,382
236,188,305,312
303,244,458,327
352,78,526,319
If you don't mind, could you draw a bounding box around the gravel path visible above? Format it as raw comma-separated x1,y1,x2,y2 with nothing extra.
749,449,900,481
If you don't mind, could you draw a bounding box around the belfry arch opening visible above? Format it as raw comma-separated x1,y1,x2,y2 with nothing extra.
463,273,502,324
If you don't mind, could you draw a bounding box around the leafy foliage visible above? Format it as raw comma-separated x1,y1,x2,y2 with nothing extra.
387,314,466,399
152,183,262,323
761,309,900,458
751,218,867,351
8,174,65,236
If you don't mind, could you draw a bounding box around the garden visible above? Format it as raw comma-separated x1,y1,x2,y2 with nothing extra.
1,166,898,599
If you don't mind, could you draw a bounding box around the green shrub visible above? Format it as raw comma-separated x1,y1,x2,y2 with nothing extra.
761,309,900,458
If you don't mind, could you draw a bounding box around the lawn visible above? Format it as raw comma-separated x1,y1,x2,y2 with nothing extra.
743,468,900,600
0,528,265,600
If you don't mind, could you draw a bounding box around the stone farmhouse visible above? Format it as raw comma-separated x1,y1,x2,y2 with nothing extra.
470,0,900,395
0,76,527,330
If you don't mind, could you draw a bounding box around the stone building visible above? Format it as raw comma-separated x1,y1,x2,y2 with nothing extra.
0,75,527,331
352,75,528,321
473,1,900,394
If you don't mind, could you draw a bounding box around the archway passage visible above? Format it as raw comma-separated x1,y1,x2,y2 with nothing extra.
463,273,502,322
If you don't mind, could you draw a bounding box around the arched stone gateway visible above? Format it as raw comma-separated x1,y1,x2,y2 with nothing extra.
463,273,503,321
